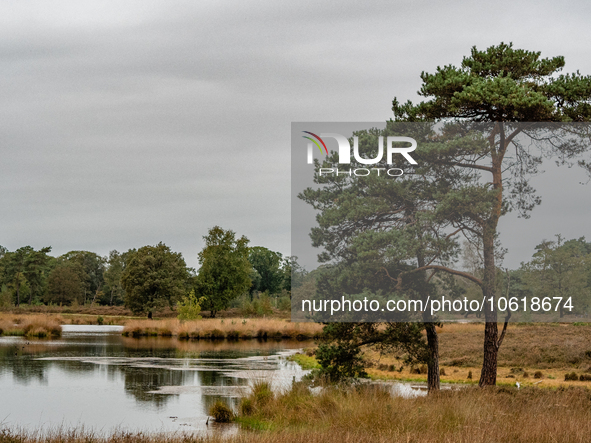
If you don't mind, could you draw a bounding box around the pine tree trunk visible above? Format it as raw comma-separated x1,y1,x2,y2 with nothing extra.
418,253,440,392
425,322,440,392
479,321,498,386
479,226,498,387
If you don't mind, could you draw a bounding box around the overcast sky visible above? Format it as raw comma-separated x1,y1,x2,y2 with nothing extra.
1,0,590,270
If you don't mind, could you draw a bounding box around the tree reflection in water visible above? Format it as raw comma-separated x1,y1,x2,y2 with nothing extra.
0,331,309,425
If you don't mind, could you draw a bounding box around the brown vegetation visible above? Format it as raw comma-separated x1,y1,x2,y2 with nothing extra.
3,386,591,442
436,323,591,369
233,382,591,442
0,315,61,337
122,318,322,340
341,323,591,387
0,312,132,329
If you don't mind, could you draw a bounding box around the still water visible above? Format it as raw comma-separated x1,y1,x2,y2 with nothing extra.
0,325,310,434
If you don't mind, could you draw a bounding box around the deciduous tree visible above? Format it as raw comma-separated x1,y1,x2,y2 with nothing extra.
248,247,284,296
60,251,106,304
103,250,125,306
24,247,52,305
121,242,188,316
195,226,251,318
45,263,84,305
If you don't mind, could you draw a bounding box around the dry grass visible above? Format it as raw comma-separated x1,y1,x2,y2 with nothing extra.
234,382,591,442
4,386,591,442
357,322,591,387
0,312,145,328
0,314,62,337
435,322,591,369
122,318,323,340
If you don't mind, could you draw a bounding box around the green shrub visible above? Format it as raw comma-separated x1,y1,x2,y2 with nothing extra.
209,401,233,422
177,289,203,321
97,316,104,325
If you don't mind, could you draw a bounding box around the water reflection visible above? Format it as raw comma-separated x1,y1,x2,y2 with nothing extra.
0,327,310,433
122,366,186,406
0,347,48,385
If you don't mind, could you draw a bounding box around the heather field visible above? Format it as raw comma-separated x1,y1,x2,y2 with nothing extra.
358,323,591,388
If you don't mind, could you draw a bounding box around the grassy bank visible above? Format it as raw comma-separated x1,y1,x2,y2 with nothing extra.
0,315,61,338
286,323,591,388
0,312,139,329
287,353,320,370
122,318,323,340
233,381,591,442
3,385,591,442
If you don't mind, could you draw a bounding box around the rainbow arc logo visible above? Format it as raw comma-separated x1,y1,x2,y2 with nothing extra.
302,131,328,155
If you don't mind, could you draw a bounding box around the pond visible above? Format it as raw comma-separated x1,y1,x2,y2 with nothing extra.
0,325,311,434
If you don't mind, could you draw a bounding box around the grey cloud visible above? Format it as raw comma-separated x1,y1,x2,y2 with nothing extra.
1,0,590,269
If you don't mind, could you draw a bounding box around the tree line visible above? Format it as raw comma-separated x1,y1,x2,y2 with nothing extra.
0,226,302,317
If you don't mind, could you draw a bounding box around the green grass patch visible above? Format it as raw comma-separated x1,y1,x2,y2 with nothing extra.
368,373,478,385
287,353,320,370
235,416,275,431
2,328,25,336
